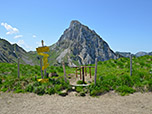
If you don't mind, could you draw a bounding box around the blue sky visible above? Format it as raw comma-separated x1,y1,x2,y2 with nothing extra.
0,0,151,54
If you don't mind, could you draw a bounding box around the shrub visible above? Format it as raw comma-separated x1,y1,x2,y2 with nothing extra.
119,74,134,87
1,87,8,92
25,84,34,92
148,79,152,91
79,91,86,96
33,81,41,87
54,84,62,92
47,87,55,95
77,80,87,84
14,89,25,93
101,75,118,90
90,89,103,96
75,86,83,93
33,86,45,95
116,85,136,96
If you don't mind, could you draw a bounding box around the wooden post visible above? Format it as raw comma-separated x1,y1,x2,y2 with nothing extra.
62,62,67,83
17,57,20,78
80,67,81,79
41,40,47,77
40,58,43,79
76,67,78,78
130,54,132,76
82,67,85,84
41,40,44,47
89,67,91,78
85,66,87,76
94,58,97,85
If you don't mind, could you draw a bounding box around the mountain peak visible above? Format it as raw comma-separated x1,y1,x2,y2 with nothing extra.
52,21,118,65
70,20,81,27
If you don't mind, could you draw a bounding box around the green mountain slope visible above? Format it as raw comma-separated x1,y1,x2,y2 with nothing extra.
0,38,39,65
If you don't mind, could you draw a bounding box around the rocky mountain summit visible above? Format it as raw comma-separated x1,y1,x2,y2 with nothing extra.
49,20,117,66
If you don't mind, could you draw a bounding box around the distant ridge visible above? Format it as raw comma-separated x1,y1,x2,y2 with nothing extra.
116,51,152,58
0,38,38,65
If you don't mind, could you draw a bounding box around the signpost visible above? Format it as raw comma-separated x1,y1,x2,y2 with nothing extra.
36,40,50,79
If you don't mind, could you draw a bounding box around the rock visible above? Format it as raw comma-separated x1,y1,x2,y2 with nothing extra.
49,20,118,65
58,90,68,96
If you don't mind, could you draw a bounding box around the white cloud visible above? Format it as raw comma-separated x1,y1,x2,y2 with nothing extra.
14,35,23,39
32,35,36,38
1,22,19,35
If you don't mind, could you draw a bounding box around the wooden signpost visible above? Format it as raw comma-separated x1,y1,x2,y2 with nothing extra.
36,40,50,79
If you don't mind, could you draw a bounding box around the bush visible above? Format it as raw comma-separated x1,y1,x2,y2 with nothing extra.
54,84,62,92
1,87,8,92
75,86,83,93
33,86,45,95
25,84,34,92
47,87,55,95
14,89,25,93
101,75,118,90
116,85,136,96
119,74,134,87
79,91,86,96
90,89,103,96
77,80,87,84
148,79,152,91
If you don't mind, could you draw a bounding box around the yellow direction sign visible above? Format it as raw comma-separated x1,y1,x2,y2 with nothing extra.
36,46,50,70
36,46,50,53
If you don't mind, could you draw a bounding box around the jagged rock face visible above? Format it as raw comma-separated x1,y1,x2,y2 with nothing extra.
51,20,117,66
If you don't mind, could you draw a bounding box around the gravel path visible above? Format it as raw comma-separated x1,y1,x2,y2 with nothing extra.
0,92,152,114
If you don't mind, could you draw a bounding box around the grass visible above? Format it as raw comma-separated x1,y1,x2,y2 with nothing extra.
0,55,152,96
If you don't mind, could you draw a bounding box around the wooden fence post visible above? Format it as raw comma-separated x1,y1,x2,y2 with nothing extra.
89,67,91,78
85,66,87,76
82,67,85,84
80,67,81,79
62,62,67,83
130,54,132,76
76,67,78,78
17,57,20,78
94,58,97,85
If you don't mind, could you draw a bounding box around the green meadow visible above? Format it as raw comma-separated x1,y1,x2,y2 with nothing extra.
0,55,152,96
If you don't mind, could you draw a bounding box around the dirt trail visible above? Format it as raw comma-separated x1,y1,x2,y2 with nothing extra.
0,92,152,114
